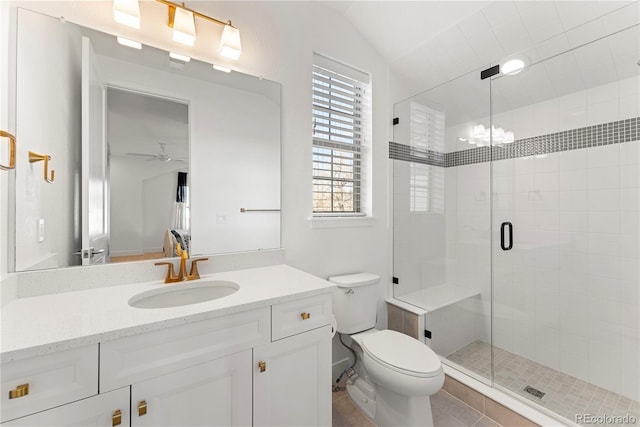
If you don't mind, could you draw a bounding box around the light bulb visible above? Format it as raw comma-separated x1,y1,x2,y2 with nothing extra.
502,59,525,75
220,23,241,59
113,0,140,29
173,8,196,46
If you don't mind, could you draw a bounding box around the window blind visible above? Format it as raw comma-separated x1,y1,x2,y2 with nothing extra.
409,102,444,214
312,62,370,214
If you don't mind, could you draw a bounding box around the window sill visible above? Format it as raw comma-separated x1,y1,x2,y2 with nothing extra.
308,216,376,229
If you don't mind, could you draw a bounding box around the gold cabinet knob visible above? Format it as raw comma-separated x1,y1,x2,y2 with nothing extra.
301,312,311,320
112,409,122,426
9,384,29,399
258,360,266,372
138,400,147,416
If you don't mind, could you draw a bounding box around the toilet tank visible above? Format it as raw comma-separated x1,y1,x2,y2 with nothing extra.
329,273,380,334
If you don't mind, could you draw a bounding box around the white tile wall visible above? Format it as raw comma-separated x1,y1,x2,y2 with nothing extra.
441,72,640,400
395,69,639,400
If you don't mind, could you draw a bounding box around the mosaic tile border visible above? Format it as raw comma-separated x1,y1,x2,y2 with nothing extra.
389,117,639,168
389,141,446,167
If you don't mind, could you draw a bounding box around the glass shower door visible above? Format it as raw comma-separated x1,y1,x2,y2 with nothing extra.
490,23,640,421
392,69,493,385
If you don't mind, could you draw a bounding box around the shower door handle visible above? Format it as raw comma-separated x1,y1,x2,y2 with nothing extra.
500,222,513,251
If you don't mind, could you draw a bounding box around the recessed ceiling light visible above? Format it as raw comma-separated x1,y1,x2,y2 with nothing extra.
502,58,525,75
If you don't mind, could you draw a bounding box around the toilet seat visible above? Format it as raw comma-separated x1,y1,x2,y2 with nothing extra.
361,330,441,378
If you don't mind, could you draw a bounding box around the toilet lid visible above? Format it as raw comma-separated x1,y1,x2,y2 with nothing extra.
361,330,441,376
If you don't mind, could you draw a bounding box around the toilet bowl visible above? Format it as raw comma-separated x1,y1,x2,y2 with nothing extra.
360,329,444,396
330,273,444,427
349,329,444,426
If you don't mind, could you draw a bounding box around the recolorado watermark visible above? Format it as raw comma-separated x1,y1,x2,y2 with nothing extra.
575,414,638,425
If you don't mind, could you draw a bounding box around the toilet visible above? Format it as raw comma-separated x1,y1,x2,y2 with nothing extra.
330,273,444,427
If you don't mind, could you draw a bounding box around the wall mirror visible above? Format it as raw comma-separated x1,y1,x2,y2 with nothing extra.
13,8,281,272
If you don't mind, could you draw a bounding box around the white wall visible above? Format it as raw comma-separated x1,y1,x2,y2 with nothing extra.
0,1,10,279
1,1,391,370
14,9,82,271
157,0,392,326
109,156,182,256
142,171,176,253
97,54,281,256
190,82,280,254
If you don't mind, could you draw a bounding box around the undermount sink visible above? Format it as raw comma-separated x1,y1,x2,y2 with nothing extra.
129,280,239,309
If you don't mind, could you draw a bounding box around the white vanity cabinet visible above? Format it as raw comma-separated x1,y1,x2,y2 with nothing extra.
130,350,252,426
1,290,333,427
255,293,333,426
0,345,99,424
253,325,332,426
3,387,130,427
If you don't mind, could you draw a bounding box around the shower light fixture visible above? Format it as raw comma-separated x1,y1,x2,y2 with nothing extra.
112,0,242,59
502,58,525,75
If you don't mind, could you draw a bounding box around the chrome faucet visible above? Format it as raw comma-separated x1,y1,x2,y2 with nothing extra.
155,243,209,284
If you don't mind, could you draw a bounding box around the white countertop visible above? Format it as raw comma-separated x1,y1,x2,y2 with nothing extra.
1,264,335,362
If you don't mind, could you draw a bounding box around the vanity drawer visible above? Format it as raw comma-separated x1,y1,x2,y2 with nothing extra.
100,306,270,392
0,345,98,423
272,293,332,341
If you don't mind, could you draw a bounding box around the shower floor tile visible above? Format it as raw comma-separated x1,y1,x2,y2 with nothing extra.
447,341,640,426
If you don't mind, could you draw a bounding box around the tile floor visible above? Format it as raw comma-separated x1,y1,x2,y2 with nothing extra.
332,386,502,427
447,340,640,426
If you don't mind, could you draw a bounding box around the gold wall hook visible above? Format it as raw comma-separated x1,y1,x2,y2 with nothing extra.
28,151,55,183
0,130,16,170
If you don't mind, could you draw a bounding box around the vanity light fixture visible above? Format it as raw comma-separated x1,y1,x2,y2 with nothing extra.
116,37,142,49
112,0,243,58
155,0,242,59
113,0,140,29
213,64,231,73
169,52,191,62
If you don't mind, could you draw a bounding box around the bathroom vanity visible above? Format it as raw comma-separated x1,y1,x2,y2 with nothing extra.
1,265,333,426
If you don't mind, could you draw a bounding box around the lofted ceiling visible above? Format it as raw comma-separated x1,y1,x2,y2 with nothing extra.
323,1,640,103
321,1,490,62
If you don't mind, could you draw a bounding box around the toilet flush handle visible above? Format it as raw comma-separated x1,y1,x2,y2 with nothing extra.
345,288,354,295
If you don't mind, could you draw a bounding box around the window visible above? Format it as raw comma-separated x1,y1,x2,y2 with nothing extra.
408,101,444,214
312,55,370,215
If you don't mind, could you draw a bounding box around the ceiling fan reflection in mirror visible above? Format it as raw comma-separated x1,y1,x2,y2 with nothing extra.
126,142,187,162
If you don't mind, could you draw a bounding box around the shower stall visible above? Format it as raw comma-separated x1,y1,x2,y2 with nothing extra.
391,16,639,425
